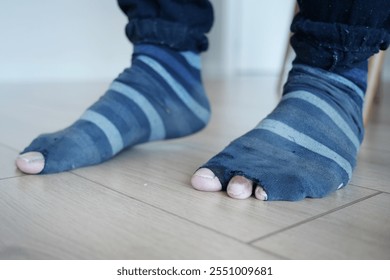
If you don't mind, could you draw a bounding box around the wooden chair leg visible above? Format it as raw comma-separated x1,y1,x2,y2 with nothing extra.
277,4,298,97
364,51,386,125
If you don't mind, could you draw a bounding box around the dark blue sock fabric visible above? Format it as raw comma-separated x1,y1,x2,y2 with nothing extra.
200,63,366,201
22,44,210,173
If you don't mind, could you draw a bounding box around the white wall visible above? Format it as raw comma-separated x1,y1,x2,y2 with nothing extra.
0,0,130,83
0,0,295,82
236,0,295,75
203,0,295,77
1,0,388,82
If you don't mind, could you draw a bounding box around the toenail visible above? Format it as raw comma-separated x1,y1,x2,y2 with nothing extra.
17,152,44,163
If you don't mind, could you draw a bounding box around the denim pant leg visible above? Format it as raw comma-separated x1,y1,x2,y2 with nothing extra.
117,0,214,52
290,0,390,70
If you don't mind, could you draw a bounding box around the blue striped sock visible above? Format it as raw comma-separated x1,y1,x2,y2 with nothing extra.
22,44,211,174
200,63,366,201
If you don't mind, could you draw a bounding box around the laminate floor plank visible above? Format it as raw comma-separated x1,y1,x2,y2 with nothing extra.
0,145,22,180
0,174,274,259
73,142,377,243
352,147,390,193
252,193,390,259
0,78,389,259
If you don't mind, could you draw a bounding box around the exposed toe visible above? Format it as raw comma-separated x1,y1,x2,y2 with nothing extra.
16,152,45,174
226,176,253,199
191,168,222,191
254,185,268,201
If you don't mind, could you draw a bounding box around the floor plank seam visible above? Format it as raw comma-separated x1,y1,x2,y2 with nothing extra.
247,191,382,245
350,183,390,194
248,247,289,260
0,174,27,181
70,171,284,259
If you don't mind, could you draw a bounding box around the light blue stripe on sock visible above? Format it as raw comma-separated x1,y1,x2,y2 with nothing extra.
283,90,360,151
80,110,124,155
109,81,166,141
180,51,201,69
138,55,210,124
294,64,364,102
256,119,353,180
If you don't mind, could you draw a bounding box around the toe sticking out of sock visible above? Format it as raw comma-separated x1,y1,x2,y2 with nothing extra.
191,168,222,192
197,64,364,201
16,152,45,174
18,44,211,174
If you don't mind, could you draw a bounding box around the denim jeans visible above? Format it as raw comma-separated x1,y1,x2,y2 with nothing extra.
117,0,214,52
117,0,390,69
291,0,390,70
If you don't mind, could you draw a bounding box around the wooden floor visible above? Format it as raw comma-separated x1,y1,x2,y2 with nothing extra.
0,75,389,260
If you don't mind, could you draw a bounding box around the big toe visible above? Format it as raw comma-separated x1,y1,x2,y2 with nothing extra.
191,168,222,192
16,152,45,174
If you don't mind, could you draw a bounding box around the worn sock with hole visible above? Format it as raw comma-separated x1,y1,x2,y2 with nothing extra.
21,44,210,173
200,62,366,201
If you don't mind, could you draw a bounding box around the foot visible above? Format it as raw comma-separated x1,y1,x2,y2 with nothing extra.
192,63,366,201
16,44,210,174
